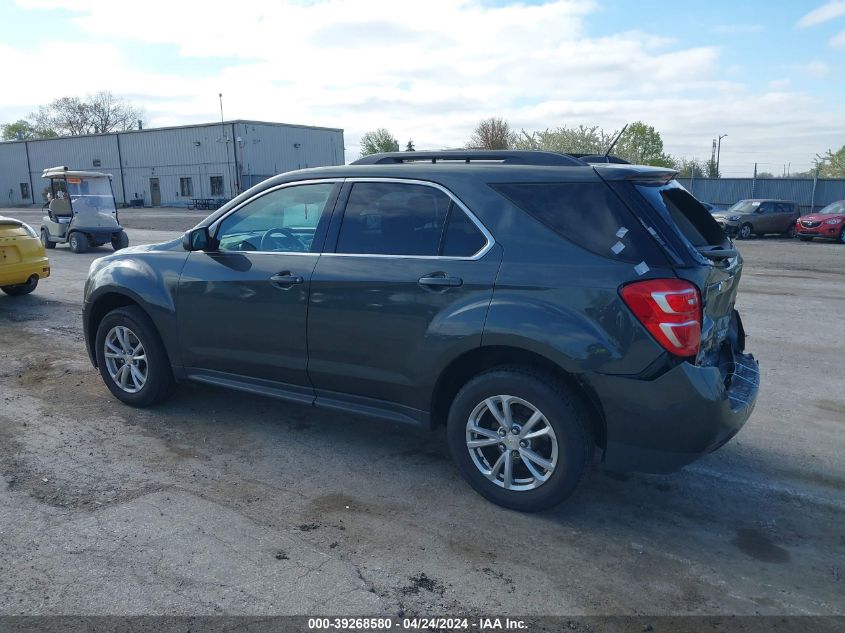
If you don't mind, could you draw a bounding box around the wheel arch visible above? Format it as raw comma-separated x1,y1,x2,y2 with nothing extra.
86,291,154,368
430,345,607,450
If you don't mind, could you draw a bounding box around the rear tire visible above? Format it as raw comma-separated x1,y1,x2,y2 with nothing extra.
41,229,56,249
446,367,593,512
737,223,753,240
95,306,176,407
784,225,796,239
69,232,88,253
839,229,845,245
1,275,38,296
112,231,129,251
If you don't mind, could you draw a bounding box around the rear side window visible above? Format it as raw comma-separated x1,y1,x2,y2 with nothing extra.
491,182,659,264
336,182,487,257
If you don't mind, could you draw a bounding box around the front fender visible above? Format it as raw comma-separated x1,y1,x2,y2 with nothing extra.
83,247,188,369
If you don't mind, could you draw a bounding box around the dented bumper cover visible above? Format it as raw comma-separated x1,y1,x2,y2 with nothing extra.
589,349,759,474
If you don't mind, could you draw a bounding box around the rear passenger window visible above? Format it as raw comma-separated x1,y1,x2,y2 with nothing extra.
491,182,658,263
441,205,487,257
336,182,486,257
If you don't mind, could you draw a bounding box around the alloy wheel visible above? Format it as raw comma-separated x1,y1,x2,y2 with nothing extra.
103,325,147,393
465,395,559,491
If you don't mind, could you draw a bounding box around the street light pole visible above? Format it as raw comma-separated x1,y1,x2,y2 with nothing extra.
716,133,727,177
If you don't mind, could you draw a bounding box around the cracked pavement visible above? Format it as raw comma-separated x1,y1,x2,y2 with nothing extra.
0,207,843,615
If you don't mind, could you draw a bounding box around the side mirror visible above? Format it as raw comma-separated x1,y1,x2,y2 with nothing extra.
182,227,212,251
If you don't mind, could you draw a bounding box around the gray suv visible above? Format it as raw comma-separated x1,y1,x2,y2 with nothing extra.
711,199,800,239
83,151,759,511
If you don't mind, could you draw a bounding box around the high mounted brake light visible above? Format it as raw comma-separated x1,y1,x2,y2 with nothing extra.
620,279,702,358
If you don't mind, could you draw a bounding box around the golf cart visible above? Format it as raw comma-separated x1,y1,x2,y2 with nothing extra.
40,166,129,253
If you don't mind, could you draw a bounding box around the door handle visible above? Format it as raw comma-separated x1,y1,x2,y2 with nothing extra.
270,272,304,289
418,274,463,288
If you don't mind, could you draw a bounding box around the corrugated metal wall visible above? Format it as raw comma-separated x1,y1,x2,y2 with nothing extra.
0,142,32,206
678,177,845,213
0,121,344,207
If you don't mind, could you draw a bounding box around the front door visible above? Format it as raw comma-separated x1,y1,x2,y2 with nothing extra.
307,180,500,417
176,180,340,401
149,178,161,206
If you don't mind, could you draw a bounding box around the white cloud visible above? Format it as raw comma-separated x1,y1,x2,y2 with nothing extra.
796,0,845,27
831,28,845,46
804,60,831,77
4,0,844,171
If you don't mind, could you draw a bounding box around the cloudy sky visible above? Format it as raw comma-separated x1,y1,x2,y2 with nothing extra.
1,0,843,174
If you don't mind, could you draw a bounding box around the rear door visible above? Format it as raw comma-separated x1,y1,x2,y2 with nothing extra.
306,179,501,419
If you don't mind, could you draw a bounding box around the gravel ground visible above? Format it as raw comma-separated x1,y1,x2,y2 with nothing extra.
0,206,843,616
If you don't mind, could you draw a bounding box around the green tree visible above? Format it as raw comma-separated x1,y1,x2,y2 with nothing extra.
756,171,775,179
613,121,674,167
673,157,707,178
359,128,400,156
815,145,845,178
705,158,720,178
467,117,516,150
405,139,415,151
1,120,41,140
513,125,613,154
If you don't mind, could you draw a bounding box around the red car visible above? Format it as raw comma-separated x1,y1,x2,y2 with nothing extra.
795,201,845,243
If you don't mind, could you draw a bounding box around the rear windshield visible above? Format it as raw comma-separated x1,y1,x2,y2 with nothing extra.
634,182,725,248
490,181,663,264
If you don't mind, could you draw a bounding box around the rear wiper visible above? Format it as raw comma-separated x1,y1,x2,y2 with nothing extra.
696,245,737,260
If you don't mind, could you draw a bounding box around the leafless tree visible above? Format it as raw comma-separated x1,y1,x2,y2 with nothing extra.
22,92,143,137
467,117,516,150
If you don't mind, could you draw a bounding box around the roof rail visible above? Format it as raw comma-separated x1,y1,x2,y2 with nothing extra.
351,150,587,167
567,153,631,164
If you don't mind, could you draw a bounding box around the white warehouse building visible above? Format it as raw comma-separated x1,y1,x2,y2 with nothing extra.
0,120,344,207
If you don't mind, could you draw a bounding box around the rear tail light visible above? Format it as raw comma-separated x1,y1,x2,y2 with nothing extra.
620,279,702,358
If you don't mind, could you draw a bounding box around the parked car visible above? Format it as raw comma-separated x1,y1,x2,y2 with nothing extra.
82,150,759,511
711,199,800,239
0,216,50,296
795,201,845,243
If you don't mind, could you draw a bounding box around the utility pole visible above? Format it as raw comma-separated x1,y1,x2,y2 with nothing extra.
711,139,717,175
752,162,757,197
716,133,727,178
219,92,233,199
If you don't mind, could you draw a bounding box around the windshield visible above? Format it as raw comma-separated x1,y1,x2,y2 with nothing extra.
817,201,845,215
727,200,760,213
66,177,116,214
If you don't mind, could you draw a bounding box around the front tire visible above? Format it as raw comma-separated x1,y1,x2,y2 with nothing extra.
839,229,845,245
738,223,753,240
95,306,175,407
784,225,796,239
447,367,593,512
1,275,38,296
69,232,88,253
112,231,129,251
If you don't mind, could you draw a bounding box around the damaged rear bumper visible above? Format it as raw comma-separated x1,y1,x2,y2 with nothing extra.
588,350,759,474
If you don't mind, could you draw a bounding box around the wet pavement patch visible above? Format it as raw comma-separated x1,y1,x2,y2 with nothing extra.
732,528,791,563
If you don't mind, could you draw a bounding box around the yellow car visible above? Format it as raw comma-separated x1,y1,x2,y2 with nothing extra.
0,216,50,296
